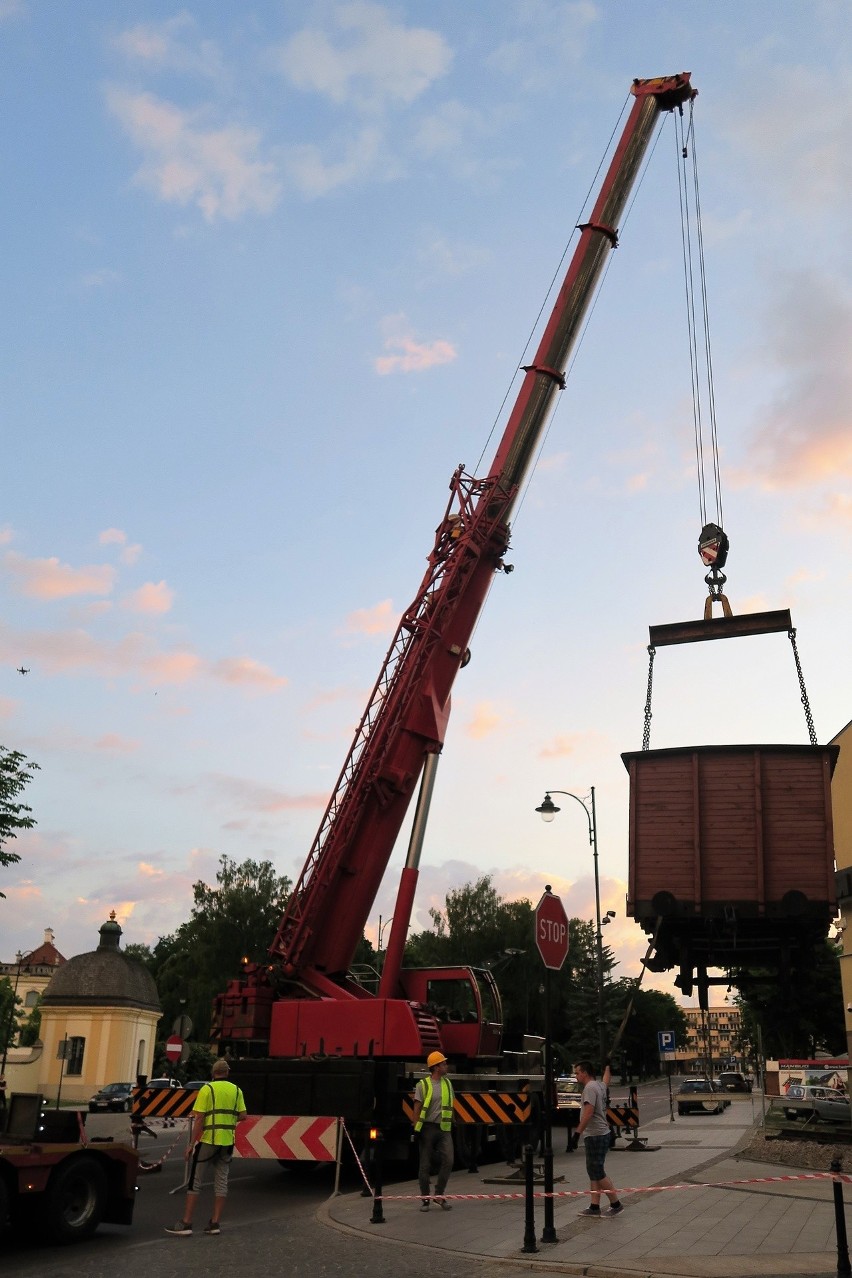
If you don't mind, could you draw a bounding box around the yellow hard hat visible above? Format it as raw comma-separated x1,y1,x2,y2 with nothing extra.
427,1051,448,1068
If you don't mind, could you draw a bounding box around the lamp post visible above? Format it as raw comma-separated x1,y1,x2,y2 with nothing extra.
535,788,611,1067
1,949,31,1077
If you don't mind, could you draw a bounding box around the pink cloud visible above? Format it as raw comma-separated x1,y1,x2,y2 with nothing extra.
0,622,286,693
94,734,140,754
122,580,174,614
138,861,166,878
212,657,288,689
744,271,852,490
464,700,505,740
343,598,396,637
99,527,127,546
375,334,457,375
3,551,115,600
107,88,281,222
538,734,577,759
144,649,204,684
0,695,17,719
204,772,327,813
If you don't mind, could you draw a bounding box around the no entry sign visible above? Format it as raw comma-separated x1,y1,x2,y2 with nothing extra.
164,1034,183,1063
535,888,569,970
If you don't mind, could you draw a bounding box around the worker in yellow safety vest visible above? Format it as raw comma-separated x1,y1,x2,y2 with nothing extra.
411,1050,455,1212
165,1058,247,1237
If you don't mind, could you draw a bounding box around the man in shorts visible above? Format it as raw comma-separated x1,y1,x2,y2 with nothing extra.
166,1058,247,1236
574,1059,623,1217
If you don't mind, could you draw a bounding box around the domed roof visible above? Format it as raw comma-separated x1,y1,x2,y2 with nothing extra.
41,913,160,1013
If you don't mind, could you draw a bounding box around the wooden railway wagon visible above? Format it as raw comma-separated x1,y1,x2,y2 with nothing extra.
623,743,839,993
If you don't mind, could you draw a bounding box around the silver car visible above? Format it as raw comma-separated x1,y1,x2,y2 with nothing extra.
784,1085,851,1123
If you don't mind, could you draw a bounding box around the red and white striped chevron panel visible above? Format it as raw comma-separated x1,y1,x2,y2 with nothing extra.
234,1115,339,1161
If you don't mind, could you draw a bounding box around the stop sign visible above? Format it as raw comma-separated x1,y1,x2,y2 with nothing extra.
164,1034,183,1063
535,888,569,970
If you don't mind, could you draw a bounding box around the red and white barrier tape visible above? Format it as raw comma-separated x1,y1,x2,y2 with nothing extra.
138,1115,192,1172
366,1171,852,1203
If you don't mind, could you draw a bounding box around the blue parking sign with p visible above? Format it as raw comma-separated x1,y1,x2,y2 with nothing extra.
658,1030,675,1055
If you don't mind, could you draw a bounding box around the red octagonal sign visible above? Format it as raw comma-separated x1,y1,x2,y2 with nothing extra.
535,888,569,970
164,1034,183,1063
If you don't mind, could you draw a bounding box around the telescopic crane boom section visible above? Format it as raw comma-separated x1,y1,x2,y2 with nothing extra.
219,75,696,1058
270,73,694,985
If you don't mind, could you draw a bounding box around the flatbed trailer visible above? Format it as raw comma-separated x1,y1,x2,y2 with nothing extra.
0,1094,138,1244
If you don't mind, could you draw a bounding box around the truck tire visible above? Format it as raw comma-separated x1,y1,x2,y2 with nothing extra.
44,1156,107,1243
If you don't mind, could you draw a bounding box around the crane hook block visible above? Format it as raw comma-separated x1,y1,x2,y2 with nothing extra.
698,523,728,571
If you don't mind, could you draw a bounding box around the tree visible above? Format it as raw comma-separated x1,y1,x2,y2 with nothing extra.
0,975,25,1057
19,999,41,1047
0,747,39,898
605,983,688,1080
404,875,618,1060
732,940,845,1060
146,856,292,1042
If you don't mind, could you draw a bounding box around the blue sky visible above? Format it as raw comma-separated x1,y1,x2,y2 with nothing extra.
1,2,850,1004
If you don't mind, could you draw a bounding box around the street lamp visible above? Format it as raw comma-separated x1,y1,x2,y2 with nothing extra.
535,788,610,1067
1,949,32,1077
377,915,394,953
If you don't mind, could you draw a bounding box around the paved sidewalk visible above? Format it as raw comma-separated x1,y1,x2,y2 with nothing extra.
322,1100,849,1278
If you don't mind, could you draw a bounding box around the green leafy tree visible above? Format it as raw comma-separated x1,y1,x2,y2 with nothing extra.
152,1039,216,1083
732,940,845,1060
147,856,292,1042
404,875,617,1061
605,983,688,1080
0,747,39,898
0,975,25,1057
19,998,41,1047
123,942,154,968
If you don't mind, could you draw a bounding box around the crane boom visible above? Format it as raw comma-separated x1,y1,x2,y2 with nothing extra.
269,75,695,989
214,76,697,1063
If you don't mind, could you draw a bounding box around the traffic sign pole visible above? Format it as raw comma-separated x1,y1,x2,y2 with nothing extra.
534,886,567,1246
541,964,556,1244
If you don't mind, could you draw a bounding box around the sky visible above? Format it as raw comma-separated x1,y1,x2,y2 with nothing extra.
1,1,850,1011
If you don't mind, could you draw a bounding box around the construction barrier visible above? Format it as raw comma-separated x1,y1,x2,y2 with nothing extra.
235,1115,339,1161
132,1085,198,1121
402,1092,531,1126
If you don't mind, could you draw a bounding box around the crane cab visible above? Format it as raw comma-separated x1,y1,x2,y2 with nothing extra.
400,965,503,1061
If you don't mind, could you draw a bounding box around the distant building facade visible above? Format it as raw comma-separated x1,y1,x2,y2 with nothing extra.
664,1005,745,1073
832,719,852,1070
34,913,161,1103
1,927,66,1039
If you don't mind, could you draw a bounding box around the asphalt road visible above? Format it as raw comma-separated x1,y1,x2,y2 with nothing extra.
1,1077,682,1277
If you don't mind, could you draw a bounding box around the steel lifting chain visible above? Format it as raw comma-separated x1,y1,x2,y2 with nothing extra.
642,645,656,751
788,628,818,746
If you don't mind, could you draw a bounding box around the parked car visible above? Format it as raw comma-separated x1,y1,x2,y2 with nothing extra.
717,1071,753,1093
784,1085,851,1124
146,1077,179,1090
182,1080,210,1092
88,1081,134,1113
677,1078,728,1115
554,1075,582,1125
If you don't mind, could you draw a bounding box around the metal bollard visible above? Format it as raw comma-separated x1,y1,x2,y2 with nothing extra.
369,1133,385,1225
522,1143,538,1253
831,1159,851,1278
541,1138,556,1243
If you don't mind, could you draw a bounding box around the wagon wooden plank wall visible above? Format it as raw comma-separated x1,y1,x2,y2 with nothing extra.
623,743,839,995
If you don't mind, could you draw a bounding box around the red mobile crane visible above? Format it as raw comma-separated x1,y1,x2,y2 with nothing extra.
215,74,697,1149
